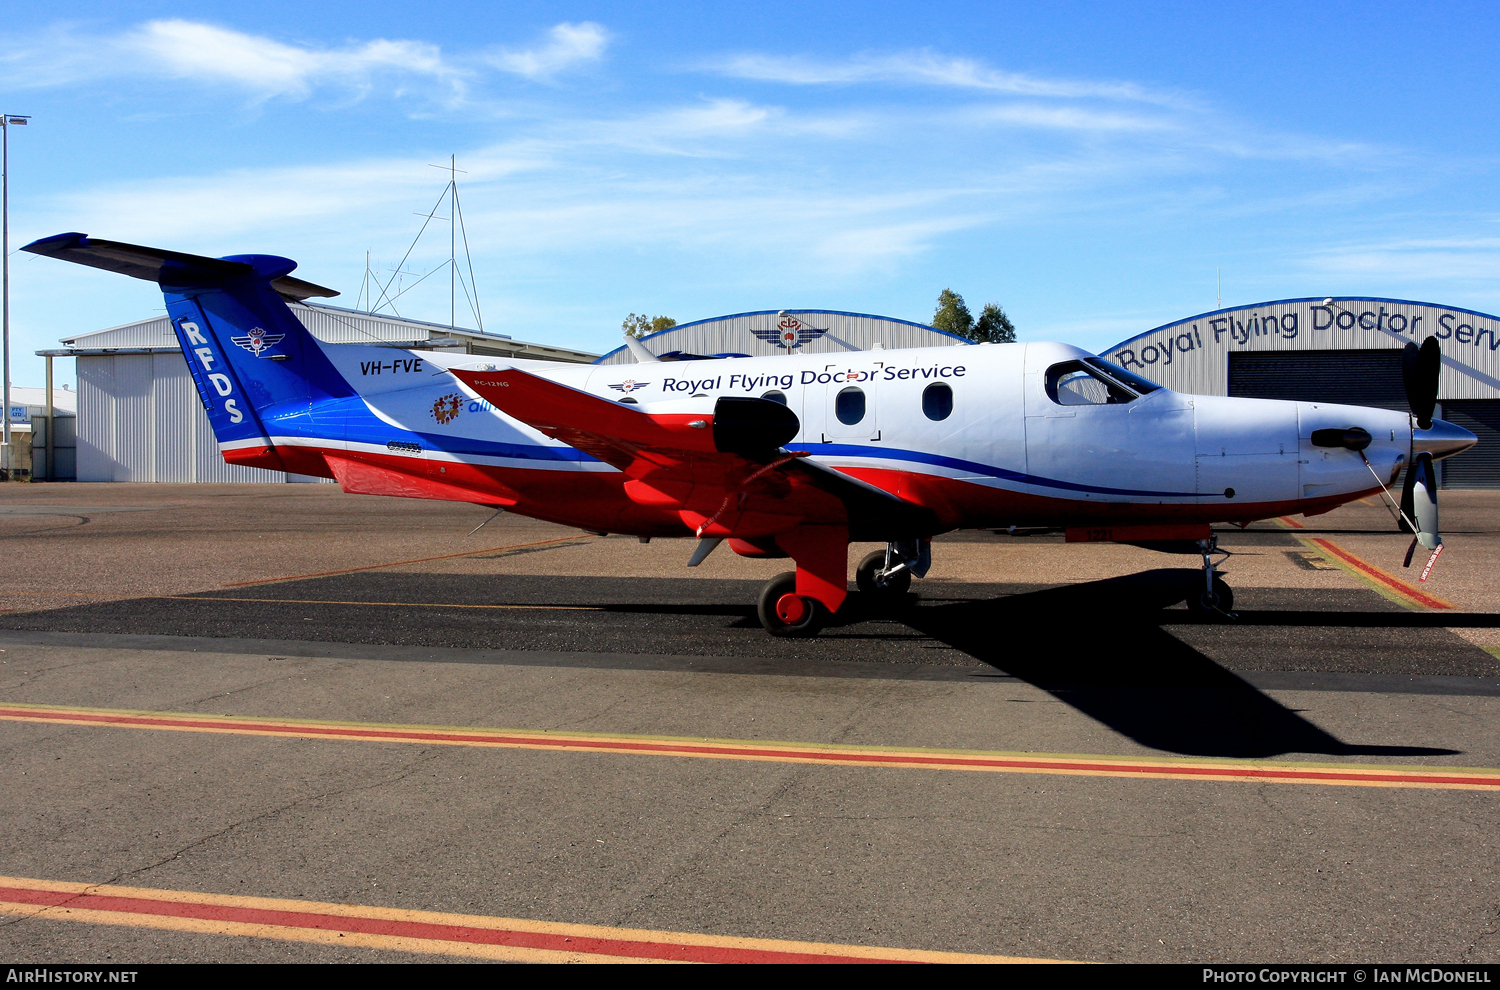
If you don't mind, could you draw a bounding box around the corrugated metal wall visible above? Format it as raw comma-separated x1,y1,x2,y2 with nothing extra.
77,353,315,483
596,310,968,365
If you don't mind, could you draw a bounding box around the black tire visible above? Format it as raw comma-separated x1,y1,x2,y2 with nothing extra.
1185,575,1234,616
855,550,913,599
757,571,825,637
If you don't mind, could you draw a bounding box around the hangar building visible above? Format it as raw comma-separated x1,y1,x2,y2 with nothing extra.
41,303,599,484
1103,297,1500,488
595,310,969,364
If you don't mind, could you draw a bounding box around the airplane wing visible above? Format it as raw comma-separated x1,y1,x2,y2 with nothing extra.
447,365,937,540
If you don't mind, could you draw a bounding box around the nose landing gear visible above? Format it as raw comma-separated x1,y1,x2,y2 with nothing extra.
855,539,929,604
1185,536,1235,616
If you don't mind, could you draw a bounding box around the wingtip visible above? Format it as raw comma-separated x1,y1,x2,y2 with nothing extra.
20,232,88,256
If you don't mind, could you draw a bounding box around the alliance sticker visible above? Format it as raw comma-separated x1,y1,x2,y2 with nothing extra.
430,393,465,424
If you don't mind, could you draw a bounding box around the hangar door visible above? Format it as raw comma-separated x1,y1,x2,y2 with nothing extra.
1227,349,1406,410
1227,350,1499,488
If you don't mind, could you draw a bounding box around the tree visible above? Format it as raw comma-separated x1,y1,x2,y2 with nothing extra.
622,313,677,338
974,302,1016,343
931,289,973,339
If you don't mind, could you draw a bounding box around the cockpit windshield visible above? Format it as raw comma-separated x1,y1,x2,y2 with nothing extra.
1084,357,1162,395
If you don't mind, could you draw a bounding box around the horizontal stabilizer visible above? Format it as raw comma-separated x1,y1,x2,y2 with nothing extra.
21,232,338,301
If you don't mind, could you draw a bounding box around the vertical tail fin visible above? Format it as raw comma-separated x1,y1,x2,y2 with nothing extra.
22,233,352,473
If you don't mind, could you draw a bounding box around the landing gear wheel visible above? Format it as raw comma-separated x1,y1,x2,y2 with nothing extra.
856,550,912,601
758,571,825,637
1186,575,1234,616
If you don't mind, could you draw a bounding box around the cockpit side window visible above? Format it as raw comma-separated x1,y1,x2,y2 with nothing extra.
1045,361,1138,405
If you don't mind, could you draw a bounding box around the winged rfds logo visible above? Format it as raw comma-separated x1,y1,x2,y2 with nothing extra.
229,326,286,357
430,393,465,424
609,380,650,394
751,314,829,350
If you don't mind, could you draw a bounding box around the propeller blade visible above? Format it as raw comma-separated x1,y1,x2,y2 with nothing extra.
1399,457,1417,534
1410,451,1440,550
1402,337,1441,430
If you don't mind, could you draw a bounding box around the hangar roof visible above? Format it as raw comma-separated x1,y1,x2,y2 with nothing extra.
40,302,600,364
594,309,970,365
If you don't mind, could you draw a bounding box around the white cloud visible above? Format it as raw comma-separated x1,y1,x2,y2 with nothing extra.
971,103,1175,133
710,50,1188,107
119,19,463,100
489,22,609,79
1305,237,1500,282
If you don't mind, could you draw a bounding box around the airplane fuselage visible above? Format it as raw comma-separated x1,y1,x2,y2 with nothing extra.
258,339,1414,539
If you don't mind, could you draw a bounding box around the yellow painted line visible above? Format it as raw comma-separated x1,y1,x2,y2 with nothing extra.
0,876,1054,963
4,702,1499,792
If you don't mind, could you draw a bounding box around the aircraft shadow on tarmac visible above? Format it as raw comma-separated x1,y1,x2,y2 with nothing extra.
885,569,1463,760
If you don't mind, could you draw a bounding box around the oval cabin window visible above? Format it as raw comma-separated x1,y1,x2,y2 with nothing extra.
762,390,787,404
835,387,866,425
922,382,953,421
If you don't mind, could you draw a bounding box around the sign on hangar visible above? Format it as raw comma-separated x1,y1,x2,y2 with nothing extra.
1102,297,1500,488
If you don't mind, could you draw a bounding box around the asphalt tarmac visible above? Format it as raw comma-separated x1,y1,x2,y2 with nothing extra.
1,484,1498,963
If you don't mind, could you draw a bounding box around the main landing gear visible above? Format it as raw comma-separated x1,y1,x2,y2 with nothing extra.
758,571,826,637
1185,535,1235,617
757,538,930,636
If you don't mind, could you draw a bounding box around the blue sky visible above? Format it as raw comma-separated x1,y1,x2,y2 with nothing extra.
3,1,1499,387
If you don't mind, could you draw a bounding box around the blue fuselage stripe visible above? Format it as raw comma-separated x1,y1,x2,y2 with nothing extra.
797,443,1200,498
273,402,1200,497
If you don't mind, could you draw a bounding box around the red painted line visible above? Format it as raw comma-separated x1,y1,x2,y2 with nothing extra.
1276,516,1306,529
5,705,1498,790
1307,537,1453,609
0,885,893,963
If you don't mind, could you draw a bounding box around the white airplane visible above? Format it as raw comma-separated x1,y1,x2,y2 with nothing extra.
25,233,1477,635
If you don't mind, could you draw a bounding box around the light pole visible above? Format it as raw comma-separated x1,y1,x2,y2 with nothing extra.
1,114,29,481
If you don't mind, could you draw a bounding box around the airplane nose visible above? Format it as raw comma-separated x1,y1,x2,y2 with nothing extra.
1413,418,1478,461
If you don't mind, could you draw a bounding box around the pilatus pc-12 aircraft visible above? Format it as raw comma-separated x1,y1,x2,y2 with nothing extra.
26,233,1478,636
